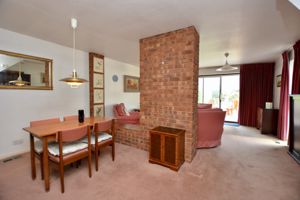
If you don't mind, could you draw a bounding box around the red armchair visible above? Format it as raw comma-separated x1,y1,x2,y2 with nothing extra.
197,108,226,148
113,103,140,124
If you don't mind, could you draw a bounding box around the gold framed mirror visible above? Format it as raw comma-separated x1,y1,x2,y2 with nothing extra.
0,50,53,90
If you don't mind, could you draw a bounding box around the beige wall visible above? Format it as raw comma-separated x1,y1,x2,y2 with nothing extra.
0,28,139,159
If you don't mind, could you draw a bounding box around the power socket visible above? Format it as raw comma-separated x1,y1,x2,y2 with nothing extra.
12,139,24,145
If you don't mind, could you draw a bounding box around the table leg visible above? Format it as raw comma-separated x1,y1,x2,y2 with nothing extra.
30,134,36,180
42,137,50,191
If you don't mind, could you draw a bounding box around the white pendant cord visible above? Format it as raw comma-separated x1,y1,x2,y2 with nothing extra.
18,63,21,77
18,62,23,81
73,25,76,72
60,18,87,87
225,53,229,66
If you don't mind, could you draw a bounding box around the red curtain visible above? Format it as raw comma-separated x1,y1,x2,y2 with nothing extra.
277,52,289,140
292,40,300,94
239,63,274,127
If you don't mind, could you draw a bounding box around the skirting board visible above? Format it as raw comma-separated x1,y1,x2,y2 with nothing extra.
0,149,29,161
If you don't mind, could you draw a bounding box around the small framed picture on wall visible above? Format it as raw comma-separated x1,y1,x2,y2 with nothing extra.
94,89,104,104
93,57,104,73
94,104,104,117
124,75,140,92
94,73,104,88
276,75,281,87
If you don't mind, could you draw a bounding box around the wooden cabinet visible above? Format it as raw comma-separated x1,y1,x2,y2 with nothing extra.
257,108,279,135
149,126,185,171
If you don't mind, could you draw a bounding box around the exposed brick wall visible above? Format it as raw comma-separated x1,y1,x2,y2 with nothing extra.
139,26,199,162
115,124,149,151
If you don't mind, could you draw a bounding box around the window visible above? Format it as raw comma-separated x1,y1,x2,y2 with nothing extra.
198,74,240,122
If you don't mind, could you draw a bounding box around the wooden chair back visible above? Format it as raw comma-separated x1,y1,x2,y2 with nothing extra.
30,118,60,127
54,125,91,193
63,115,78,121
58,125,89,142
92,119,115,171
94,119,114,135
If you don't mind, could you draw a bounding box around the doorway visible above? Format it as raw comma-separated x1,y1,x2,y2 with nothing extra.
198,74,240,122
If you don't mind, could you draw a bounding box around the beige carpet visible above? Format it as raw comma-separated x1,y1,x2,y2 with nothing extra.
0,126,299,200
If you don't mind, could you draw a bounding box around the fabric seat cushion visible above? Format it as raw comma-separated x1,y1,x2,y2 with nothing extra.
34,140,56,154
34,140,43,153
48,142,88,156
81,132,112,145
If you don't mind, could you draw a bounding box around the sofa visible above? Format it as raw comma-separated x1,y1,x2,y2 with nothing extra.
197,106,226,148
113,103,140,125
198,103,212,109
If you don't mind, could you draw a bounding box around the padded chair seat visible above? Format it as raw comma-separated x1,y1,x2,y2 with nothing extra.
81,132,112,145
34,140,43,153
34,140,56,154
48,142,88,156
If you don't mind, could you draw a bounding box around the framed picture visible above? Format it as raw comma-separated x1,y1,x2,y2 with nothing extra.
89,52,105,117
94,89,104,103
94,104,104,117
124,75,140,92
94,73,103,88
93,57,104,73
276,75,281,87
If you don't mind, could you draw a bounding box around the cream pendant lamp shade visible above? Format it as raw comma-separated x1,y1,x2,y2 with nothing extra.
60,18,88,88
216,52,238,71
9,61,30,86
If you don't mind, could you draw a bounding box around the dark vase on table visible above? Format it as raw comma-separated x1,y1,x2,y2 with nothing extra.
78,110,84,123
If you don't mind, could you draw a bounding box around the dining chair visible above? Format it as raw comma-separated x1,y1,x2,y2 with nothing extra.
47,125,92,193
90,119,115,171
30,118,61,180
63,115,78,121
64,115,85,168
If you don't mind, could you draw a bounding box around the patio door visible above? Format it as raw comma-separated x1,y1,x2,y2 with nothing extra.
198,74,240,122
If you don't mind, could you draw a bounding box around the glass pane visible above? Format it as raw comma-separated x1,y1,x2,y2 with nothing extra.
203,77,220,108
198,77,203,103
221,75,239,122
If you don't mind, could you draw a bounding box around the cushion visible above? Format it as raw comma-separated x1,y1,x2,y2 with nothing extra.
34,140,43,153
198,103,212,109
81,132,112,145
124,107,130,116
48,142,88,156
34,140,55,154
116,103,126,116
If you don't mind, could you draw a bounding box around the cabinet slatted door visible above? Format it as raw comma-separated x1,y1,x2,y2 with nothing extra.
150,133,161,161
164,136,176,164
149,126,185,171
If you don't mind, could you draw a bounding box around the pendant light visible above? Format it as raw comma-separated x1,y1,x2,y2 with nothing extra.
9,61,30,86
60,18,88,88
216,52,238,71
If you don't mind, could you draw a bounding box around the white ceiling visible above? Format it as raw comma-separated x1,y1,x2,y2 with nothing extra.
0,0,300,67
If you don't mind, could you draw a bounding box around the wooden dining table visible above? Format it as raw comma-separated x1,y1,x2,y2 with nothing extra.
23,116,113,191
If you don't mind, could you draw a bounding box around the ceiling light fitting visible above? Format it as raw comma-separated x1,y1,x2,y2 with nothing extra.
60,18,87,88
216,52,238,71
9,61,30,86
